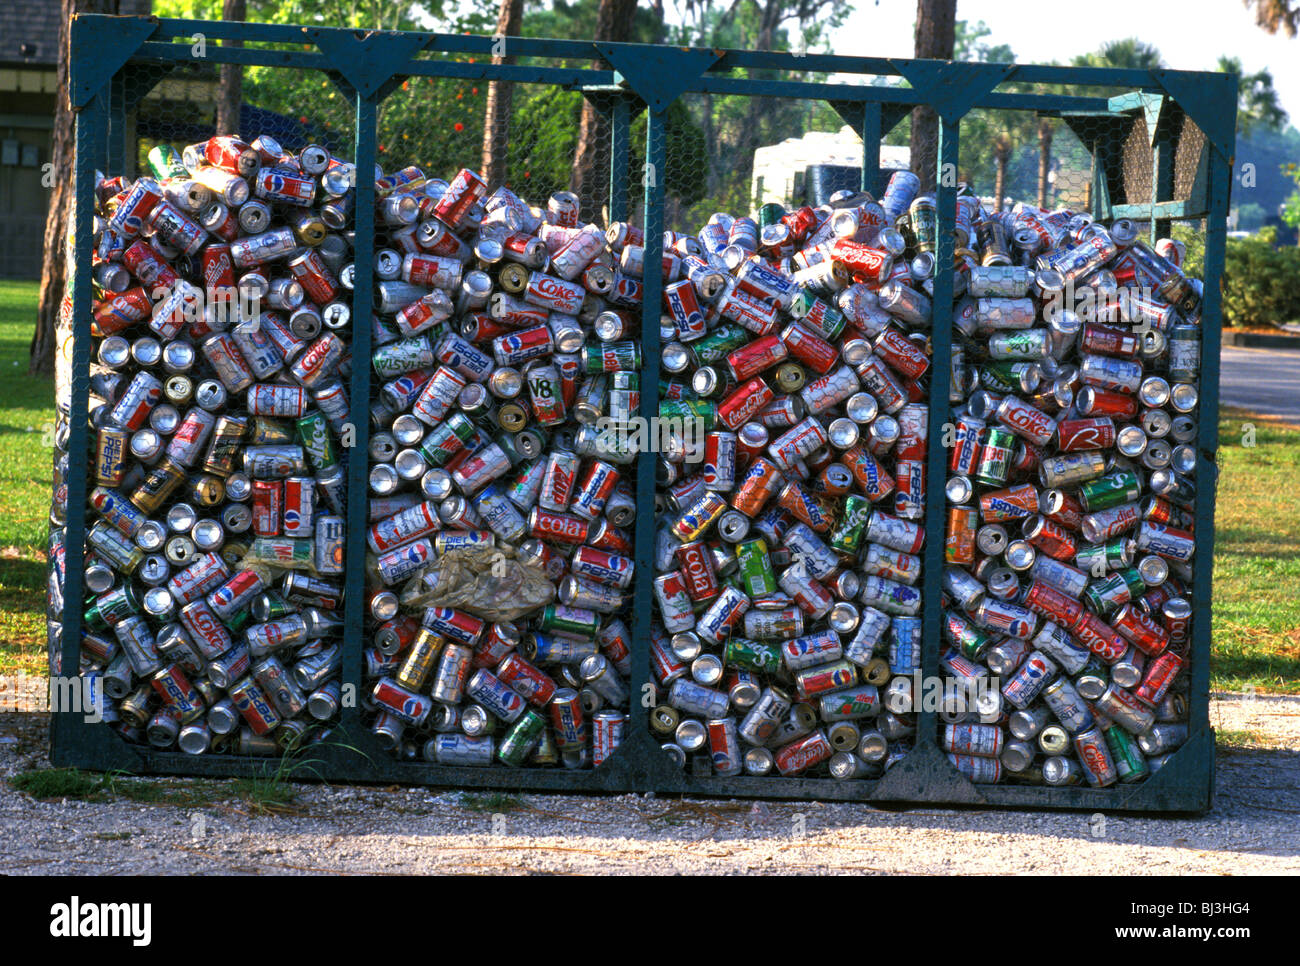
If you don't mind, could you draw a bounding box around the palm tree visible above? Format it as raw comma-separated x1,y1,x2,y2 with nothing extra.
1217,55,1288,135
1071,38,1164,70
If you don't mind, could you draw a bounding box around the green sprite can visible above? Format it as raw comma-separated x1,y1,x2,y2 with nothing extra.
497,710,546,766
735,538,777,597
974,427,1017,488
988,329,1050,361
723,638,782,674
1075,537,1133,575
1104,723,1150,783
146,143,187,181
828,495,872,554
1084,567,1147,616
538,604,601,638
296,411,337,473
1078,470,1141,512
690,323,751,365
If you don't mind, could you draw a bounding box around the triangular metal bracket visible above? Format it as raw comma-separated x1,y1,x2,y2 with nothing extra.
70,15,160,109
595,43,722,113
869,739,988,806
828,99,910,138
890,59,1015,122
1138,92,1168,148
1153,68,1237,161
308,28,431,101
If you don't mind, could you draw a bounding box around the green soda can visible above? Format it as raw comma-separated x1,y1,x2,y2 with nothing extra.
1104,723,1150,783
372,334,435,379
248,537,315,569
758,202,786,229
723,638,782,674
1075,537,1133,575
828,495,872,554
735,539,777,597
581,340,641,373
538,604,601,638
147,143,188,181
418,412,476,467
974,427,1017,488
659,399,717,431
980,361,1039,395
951,618,994,662
252,590,295,621
1085,567,1148,615
1078,470,1141,512
296,411,338,473
987,329,1050,361
908,195,938,252
498,710,546,766
85,585,142,632
789,293,847,341
691,323,751,365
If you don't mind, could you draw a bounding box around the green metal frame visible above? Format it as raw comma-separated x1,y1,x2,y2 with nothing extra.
55,14,1236,813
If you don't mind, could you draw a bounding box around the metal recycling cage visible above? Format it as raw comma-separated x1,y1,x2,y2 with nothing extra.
53,14,1235,813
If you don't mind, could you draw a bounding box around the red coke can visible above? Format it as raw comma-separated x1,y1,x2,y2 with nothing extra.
873,328,931,380
780,321,838,373
717,377,775,430
726,334,788,381
1056,417,1116,453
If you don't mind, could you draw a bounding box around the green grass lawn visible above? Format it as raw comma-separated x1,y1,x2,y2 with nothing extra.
1212,408,1300,692
0,279,54,676
0,278,1295,692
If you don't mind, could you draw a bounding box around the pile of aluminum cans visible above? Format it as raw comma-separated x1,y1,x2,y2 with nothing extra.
359,166,640,769
52,136,355,755
53,132,1202,789
650,174,935,779
939,192,1199,786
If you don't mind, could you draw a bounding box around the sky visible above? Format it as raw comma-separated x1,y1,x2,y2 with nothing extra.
831,0,1300,125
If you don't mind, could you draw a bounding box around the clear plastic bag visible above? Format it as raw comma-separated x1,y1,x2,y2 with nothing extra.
398,546,555,622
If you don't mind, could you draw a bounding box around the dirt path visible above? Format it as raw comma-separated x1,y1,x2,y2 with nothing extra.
0,692,1295,875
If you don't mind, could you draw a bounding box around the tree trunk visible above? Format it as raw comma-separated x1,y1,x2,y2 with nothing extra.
908,0,956,193
570,0,638,222
1036,117,1054,209
480,0,524,188
994,152,1007,212
33,0,100,375
215,0,246,137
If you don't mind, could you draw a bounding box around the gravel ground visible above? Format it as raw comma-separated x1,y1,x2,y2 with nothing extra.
0,692,1296,875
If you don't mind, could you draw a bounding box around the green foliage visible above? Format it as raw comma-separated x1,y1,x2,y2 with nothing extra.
1215,229,1300,327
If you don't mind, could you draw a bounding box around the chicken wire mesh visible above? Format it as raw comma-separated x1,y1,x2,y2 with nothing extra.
54,55,361,757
